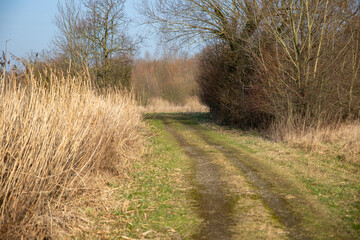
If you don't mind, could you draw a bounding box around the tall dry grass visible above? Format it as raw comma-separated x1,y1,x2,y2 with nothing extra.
0,67,144,239
139,96,209,113
269,120,360,164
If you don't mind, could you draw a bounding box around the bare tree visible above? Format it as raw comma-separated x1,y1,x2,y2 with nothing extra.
252,0,360,125
53,0,89,70
53,0,137,87
141,0,360,127
139,0,271,124
139,0,269,51
83,0,136,85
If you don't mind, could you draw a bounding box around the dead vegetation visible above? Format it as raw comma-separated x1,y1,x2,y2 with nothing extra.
0,67,144,239
132,50,199,107
270,121,360,164
139,96,208,113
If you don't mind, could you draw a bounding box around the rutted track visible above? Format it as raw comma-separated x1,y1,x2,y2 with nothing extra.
159,115,309,239
148,113,352,239
162,117,235,240
180,121,311,240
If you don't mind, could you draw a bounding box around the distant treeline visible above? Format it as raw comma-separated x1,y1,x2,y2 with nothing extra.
132,50,198,106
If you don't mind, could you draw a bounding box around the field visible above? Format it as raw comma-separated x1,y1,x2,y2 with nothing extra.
1,64,359,239
1,70,359,238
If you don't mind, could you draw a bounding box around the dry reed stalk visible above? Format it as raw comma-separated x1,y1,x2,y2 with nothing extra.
0,67,144,239
139,96,209,113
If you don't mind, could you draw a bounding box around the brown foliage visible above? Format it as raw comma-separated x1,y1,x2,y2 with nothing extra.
132,51,198,105
197,43,271,127
251,0,360,128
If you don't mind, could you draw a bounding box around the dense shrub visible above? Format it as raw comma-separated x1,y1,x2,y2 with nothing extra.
197,1,360,129
197,43,271,127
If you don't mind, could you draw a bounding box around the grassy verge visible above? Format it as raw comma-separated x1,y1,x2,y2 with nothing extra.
83,118,201,239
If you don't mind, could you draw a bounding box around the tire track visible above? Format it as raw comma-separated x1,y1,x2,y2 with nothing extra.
178,120,312,240
161,117,235,240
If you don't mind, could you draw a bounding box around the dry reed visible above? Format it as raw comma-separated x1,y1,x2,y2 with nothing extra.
0,67,144,239
139,96,209,113
269,120,360,164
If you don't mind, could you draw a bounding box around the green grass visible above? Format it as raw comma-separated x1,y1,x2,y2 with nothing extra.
115,119,201,239
81,118,201,239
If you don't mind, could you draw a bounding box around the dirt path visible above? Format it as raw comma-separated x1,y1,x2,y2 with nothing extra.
189,128,309,239
149,113,339,240
162,117,234,239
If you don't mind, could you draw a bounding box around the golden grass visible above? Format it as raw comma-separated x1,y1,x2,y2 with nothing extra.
0,68,144,239
139,96,209,113
269,121,360,164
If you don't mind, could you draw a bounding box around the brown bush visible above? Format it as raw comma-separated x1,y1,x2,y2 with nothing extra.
27,52,134,90
196,43,271,127
250,1,360,131
197,1,360,131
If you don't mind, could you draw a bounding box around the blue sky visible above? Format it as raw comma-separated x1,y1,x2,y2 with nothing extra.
0,0,157,59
